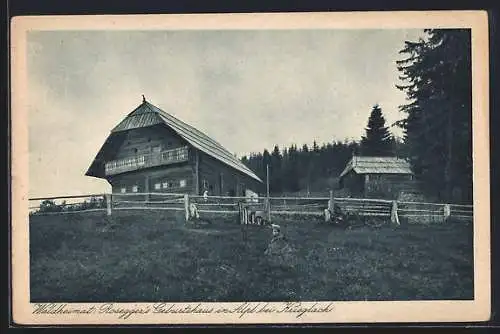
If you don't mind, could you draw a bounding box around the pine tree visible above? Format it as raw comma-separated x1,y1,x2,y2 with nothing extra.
285,145,300,192
396,29,472,202
270,145,283,193
360,104,394,156
312,140,319,152
262,149,271,181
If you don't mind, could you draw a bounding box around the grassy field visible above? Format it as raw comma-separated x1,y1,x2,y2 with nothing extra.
29,210,474,302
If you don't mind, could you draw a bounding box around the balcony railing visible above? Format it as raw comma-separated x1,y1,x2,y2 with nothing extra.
105,146,189,176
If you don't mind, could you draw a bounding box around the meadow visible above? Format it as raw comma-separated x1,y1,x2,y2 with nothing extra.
29,210,474,302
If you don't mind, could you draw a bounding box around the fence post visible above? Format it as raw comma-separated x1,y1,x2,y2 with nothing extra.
241,204,248,225
391,200,400,225
106,194,112,216
443,204,451,223
328,190,334,212
184,194,189,222
266,198,271,223
238,202,242,224
324,208,331,223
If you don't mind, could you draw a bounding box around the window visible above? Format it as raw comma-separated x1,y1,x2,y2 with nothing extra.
176,147,188,160
163,151,173,160
154,183,161,190
132,185,139,193
120,187,126,194
202,179,209,190
162,182,169,189
180,179,187,188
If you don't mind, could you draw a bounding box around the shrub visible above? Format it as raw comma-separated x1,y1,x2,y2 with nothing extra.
38,200,63,213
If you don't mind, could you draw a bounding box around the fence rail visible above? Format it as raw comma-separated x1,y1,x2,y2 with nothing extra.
29,191,473,225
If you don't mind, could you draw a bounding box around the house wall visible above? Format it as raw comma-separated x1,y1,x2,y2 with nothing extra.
198,152,262,196
114,124,186,160
364,173,415,199
339,171,364,197
109,150,262,197
109,163,194,195
340,172,416,199
104,125,262,197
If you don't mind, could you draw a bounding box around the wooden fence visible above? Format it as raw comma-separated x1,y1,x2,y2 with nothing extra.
29,191,473,225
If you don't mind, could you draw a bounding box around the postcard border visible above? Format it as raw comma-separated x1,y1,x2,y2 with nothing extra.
10,11,491,325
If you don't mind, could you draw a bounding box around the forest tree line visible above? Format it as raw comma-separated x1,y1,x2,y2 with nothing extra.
241,140,362,195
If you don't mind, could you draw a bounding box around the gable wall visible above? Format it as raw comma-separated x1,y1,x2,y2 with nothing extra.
114,124,186,160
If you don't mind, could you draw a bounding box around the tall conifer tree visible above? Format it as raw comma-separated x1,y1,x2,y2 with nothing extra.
396,29,472,202
360,104,394,156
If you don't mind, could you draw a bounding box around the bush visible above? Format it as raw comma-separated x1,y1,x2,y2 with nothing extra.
397,191,427,202
38,200,63,213
36,197,106,214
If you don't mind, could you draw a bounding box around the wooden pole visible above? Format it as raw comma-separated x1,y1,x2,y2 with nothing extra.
184,194,190,222
266,164,270,198
106,194,112,216
390,200,400,225
443,204,451,223
145,175,150,202
194,150,200,195
328,190,334,212
238,202,243,225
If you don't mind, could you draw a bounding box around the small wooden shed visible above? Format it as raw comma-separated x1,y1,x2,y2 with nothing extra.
338,156,415,199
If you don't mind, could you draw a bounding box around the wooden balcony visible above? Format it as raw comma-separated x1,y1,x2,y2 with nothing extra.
105,146,189,176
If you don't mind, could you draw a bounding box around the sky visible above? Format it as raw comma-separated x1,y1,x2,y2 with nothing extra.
27,29,425,197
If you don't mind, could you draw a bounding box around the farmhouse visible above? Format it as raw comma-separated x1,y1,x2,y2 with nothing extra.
338,156,415,199
85,97,263,196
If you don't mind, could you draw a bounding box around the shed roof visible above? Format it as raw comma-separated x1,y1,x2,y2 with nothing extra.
86,100,263,183
339,156,413,178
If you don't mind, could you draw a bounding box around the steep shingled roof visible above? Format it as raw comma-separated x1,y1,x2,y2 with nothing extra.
86,100,263,183
339,156,413,178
